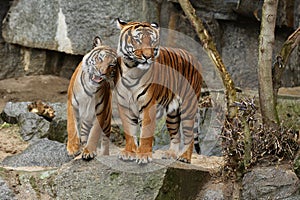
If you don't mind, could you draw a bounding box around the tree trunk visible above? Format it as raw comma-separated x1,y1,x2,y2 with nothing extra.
258,0,279,128
178,0,237,119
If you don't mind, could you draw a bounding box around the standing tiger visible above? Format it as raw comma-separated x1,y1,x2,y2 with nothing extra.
116,19,203,164
67,36,119,160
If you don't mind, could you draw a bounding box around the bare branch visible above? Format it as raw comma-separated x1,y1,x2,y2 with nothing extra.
177,0,237,119
273,27,300,103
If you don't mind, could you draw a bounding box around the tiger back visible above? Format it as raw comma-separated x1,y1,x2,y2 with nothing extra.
67,36,119,160
116,19,202,164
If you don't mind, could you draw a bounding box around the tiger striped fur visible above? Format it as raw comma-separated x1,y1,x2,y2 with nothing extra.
67,36,119,160
116,19,202,164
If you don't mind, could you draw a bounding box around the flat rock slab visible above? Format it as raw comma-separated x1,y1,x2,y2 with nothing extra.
1,156,211,200
0,137,211,199
54,157,211,200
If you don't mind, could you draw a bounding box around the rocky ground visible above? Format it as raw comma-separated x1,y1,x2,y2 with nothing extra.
0,75,69,162
0,124,28,162
0,75,69,111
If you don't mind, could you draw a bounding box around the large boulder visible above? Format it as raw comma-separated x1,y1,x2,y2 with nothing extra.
53,157,210,200
2,0,160,55
242,166,300,199
1,155,211,199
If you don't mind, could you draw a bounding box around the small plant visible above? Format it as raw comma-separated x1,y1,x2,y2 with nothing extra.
0,122,13,129
222,98,299,179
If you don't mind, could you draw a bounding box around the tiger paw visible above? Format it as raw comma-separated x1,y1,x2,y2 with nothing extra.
118,149,136,161
67,143,81,157
177,156,191,164
136,152,152,164
82,147,96,161
161,149,177,160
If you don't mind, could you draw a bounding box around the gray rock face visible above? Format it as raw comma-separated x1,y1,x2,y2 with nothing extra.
1,0,299,88
197,182,226,200
2,0,160,55
242,166,300,200
1,102,29,124
46,103,68,143
18,112,50,141
221,21,260,88
2,138,71,167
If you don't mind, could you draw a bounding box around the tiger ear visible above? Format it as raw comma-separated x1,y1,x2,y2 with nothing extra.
93,36,102,48
151,22,159,29
116,18,127,30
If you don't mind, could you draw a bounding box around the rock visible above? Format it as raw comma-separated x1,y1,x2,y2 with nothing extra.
1,102,29,124
242,166,300,200
2,138,71,167
2,0,160,55
0,42,23,80
46,103,68,143
1,102,68,142
18,112,50,141
1,150,211,200
3,157,210,199
0,177,16,200
196,182,227,200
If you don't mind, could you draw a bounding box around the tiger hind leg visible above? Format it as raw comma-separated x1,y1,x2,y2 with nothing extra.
99,131,110,156
193,107,201,154
162,109,180,160
67,104,81,157
177,118,195,163
98,112,111,156
178,140,194,163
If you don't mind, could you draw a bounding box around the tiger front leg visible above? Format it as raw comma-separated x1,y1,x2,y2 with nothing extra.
82,119,103,160
67,104,81,157
136,104,156,164
118,105,138,161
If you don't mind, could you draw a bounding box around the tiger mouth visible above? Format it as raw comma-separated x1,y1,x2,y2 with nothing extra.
91,74,103,83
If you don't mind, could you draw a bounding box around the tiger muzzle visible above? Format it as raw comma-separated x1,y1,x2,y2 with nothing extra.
92,74,103,83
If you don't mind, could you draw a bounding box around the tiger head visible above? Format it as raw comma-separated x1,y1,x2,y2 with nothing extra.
117,19,160,70
82,36,118,86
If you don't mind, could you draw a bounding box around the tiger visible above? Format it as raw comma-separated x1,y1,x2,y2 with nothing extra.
116,19,203,164
67,36,119,160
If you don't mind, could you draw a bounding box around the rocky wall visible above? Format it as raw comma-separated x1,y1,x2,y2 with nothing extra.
0,0,299,88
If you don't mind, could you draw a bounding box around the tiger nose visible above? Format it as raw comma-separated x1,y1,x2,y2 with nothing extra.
142,49,152,60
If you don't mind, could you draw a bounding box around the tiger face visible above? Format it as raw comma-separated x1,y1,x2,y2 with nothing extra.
82,37,118,86
117,19,160,70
